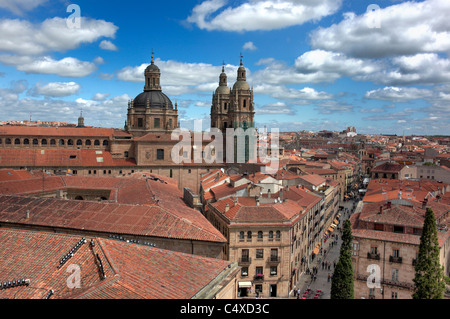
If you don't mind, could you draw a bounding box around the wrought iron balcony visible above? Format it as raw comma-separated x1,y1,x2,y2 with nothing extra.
367,252,380,260
253,274,264,282
389,256,403,263
267,256,281,264
238,257,251,266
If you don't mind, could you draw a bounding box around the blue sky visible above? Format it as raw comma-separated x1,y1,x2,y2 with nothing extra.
0,0,449,135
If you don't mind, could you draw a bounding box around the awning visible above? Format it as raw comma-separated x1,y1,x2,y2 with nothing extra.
330,223,337,228
328,226,335,232
238,281,252,288
337,213,341,218
312,243,321,255
333,219,339,224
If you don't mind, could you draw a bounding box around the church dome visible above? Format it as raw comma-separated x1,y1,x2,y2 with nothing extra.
232,80,250,91
133,90,173,109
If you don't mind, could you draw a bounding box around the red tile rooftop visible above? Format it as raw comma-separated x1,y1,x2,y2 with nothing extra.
0,125,131,137
0,172,226,243
0,228,233,299
0,149,136,167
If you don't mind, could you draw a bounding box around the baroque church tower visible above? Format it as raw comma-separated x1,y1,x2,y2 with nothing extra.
125,53,179,137
211,57,255,131
211,57,256,163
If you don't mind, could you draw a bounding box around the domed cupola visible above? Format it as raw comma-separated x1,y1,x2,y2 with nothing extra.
133,52,174,109
215,64,231,95
233,56,250,91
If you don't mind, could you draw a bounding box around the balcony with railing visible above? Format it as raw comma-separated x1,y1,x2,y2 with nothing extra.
367,252,380,260
253,274,264,282
389,256,403,263
267,256,281,265
238,257,251,266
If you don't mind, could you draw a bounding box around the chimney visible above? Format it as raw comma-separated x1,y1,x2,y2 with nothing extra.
268,189,271,198
225,203,230,212
26,210,30,219
256,197,260,206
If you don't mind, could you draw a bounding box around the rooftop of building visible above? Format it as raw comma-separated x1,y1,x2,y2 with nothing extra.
0,171,226,243
0,227,234,299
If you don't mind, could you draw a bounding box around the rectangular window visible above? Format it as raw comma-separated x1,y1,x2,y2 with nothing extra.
370,246,378,254
137,118,143,127
392,269,399,281
256,249,264,259
393,226,404,233
256,266,263,275
393,249,400,258
157,149,164,160
241,267,248,277
270,266,277,276
374,223,384,231
392,291,398,299
154,118,160,128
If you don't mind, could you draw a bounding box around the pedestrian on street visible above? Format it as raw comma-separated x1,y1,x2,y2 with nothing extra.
328,273,331,282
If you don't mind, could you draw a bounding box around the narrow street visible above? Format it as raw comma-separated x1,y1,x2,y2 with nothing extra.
290,199,357,300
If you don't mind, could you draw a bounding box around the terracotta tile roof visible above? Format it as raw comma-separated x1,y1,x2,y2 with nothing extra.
0,194,226,243
210,182,248,200
0,228,232,299
210,196,303,223
283,186,322,210
0,149,136,167
352,200,450,246
297,174,326,186
371,162,405,173
0,125,130,138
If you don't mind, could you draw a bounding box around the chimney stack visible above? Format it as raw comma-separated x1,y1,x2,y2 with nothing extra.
26,210,30,219
225,203,230,212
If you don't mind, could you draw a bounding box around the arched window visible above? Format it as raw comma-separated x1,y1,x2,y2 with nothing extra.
85,139,91,146
276,230,281,239
258,231,263,240
5,138,11,145
50,139,56,145
59,139,65,146
0,138,2,144
67,139,73,146
14,138,21,145
33,139,38,145
102,140,109,146
269,231,274,239
239,231,245,240
247,231,252,239
23,138,29,145
41,139,47,145
94,140,100,146
76,139,82,146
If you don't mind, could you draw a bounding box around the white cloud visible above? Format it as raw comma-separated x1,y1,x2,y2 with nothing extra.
243,41,257,51
0,0,48,15
187,0,342,32
257,102,294,115
92,93,110,101
0,55,97,77
117,58,241,95
364,86,434,102
310,0,450,59
0,17,118,56
99,40,118,51
33,81,81,97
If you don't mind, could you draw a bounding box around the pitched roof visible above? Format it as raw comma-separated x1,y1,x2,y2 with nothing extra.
0,125,130,138
0,172,226,243
0,228,233,299
0,149,136,167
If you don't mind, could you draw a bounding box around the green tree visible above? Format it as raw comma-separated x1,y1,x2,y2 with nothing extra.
331,219,354,299
413,208,446,299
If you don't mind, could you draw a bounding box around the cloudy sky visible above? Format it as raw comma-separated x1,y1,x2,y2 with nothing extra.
0,0,449,135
